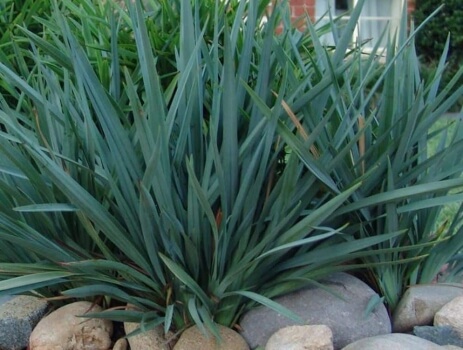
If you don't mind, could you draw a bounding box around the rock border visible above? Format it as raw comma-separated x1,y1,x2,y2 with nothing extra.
1,273,463,350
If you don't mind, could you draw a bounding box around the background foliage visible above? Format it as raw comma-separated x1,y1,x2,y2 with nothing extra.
414,0,463,111
414,0,463,63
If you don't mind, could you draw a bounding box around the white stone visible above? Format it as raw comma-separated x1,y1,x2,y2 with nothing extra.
265,325,333,350
29,301,113,350
435,296,463,337
341,333,444,350
393,284,463,332
173,324,249,350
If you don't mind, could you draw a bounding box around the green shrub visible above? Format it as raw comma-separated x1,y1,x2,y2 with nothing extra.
270,2,463,311
414,0,463,111
414,0,463,63
313,15,463,310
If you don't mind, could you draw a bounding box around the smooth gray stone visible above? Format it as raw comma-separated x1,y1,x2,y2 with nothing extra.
341,333,443,350
0,295,49,350
414,325,463,347
239,272,391,349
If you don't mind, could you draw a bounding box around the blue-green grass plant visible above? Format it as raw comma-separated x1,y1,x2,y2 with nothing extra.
0,0,404,337
266,2,463,311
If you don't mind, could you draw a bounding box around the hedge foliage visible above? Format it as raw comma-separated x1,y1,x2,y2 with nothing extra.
414,0,463,63
414,0,463,111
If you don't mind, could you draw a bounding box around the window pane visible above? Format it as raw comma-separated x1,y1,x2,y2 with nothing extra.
335,0,349,11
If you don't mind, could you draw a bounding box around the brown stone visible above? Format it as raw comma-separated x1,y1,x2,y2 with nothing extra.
173,324,249,350
124,322,173,350
29,301,113,350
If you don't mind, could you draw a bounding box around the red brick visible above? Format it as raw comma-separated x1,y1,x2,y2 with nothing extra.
407,0,416,14
290,0,308,5
306,6,315,20
291,5,309,18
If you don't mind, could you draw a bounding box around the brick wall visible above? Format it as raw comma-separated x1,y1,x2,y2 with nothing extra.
407,0,416,14
289,0,316,20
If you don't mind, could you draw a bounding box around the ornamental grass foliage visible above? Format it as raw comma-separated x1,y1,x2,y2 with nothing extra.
0,0,462,338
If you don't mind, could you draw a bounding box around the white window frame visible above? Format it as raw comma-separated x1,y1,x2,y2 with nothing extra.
315,0,404,50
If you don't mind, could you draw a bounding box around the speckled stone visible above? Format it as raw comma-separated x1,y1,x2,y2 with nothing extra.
0,295,50,350
124,323,172,350
173,325,249,350
29,301,112,350
0,295,14,306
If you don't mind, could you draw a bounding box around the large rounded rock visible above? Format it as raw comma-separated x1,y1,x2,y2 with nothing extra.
393,284,463,333
265,325,333,350
341,333,443,350
239,273,390,349
29,301,113,350
173,324,249,350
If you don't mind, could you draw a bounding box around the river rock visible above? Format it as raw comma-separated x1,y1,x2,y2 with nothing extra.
173,324,249,350
29,301,113,350
124,322,172,350
393,284,463,332
0,295,49,350
341,333,444,350
265,325,333,350
435,296,463,337
414,325,463,347
239,272,391,349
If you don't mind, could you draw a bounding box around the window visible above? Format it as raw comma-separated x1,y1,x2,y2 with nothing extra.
335,0,351,15
315,0,403,50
